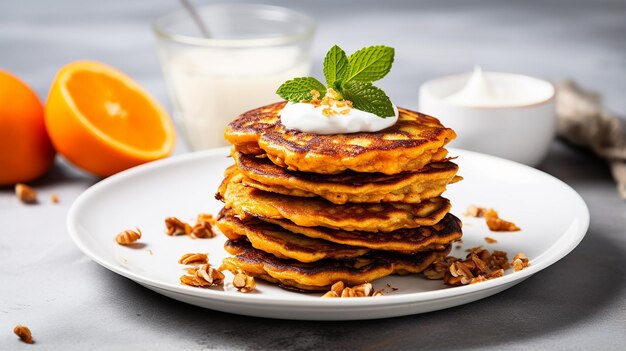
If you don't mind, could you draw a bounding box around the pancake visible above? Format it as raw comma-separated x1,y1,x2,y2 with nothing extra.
220,240,448,291
234,151,461,204
217,169,452,232
263,212,462,252
216,208,370,262
224,102,456,175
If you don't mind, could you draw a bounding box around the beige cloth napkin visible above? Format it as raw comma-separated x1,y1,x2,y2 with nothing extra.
556,80,626,198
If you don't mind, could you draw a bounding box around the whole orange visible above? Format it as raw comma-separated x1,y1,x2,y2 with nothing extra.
0,69,55,185
45,61,175,177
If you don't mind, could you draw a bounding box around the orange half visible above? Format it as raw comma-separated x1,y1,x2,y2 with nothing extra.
45,61,175,177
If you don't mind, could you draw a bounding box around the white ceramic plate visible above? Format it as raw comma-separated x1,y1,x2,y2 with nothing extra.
68,147,589,320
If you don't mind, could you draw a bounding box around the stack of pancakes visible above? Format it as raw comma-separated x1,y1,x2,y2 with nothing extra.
216,102,462,291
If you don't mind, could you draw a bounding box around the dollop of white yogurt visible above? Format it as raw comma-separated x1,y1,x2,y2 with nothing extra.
280,102,398,134
444,66,549,107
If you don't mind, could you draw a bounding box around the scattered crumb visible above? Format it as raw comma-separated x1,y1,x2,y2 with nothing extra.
455,245,463,250
50,193,59,204
13,324,33,344
15,183,37,204
147,249,153,256
484,237,498,244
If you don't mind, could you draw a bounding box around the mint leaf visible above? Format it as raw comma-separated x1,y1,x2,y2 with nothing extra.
342,81,394,118
276,77,327,102
346,46,394,83
323,45,349,86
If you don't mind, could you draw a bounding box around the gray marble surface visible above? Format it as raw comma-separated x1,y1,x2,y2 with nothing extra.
1,0,625,350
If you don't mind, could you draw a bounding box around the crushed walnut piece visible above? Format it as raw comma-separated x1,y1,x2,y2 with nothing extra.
485,209,521,232
424,256,459,280
165,214,218,239
484,237,497,244
465,205,487,218
15,183,37,204
190,214,217,239
439,248,512,286
13,324,33,344
165,217,192,236
115,228,142,245
232,272,256,293
178,253,208,265
180,264,224,287
512,252,530,272
465,205,521,232
320,281,382,298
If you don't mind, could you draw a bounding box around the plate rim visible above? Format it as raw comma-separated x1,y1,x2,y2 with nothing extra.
67,147,590,309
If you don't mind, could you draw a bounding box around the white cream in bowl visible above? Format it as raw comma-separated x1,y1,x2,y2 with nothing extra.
418,67,556,166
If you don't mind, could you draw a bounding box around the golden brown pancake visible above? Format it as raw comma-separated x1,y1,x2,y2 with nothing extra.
217,169,452,232
224,102,456,175
216,208,370,262
262,212,462,252
220,240,449,291
234,151,461,204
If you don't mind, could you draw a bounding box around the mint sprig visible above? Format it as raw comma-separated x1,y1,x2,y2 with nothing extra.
323,45,348,88
276,45,395,118
345,45,394,83
276,77,326,102
342,81,395,118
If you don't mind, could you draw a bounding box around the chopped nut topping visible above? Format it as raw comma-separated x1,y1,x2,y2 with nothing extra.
330,281,345,295
484,237,497,244
165,217,192,236
465,205,487,217
232,272,256,293
466,205,521,231
13,324,33,344
512,252,530,272
165,214,217,239
322,291,339,298
485,209,521,232
190,213,217,239
310,89,321,100
51,193,59,204
423,256,459,280
433,248,515,286
341,287,356,298
180,264,224,287
302,87,353,117
15,183,37,204
372,290,384,297
178,253,208,265
321,281,381,298
353,283,373,297
115,228,142,245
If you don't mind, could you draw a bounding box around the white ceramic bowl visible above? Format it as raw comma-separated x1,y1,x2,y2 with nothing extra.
418,72,555,166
